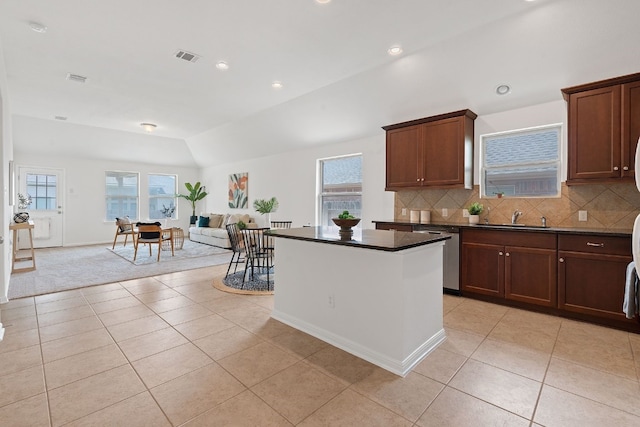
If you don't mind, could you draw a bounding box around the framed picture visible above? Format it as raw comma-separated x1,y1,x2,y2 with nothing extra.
228,172,248,208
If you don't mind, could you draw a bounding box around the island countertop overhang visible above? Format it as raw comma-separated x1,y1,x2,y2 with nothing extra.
267,226,450,252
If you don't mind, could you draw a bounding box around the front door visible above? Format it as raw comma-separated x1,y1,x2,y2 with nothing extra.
17,167,64,248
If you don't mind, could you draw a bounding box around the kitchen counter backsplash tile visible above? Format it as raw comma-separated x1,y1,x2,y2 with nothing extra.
394,183,640,231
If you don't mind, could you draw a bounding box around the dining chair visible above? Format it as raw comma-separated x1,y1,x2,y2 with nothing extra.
112,216,136,249
134,222,173,262
225,223,246,278
270,220,292,229
240,227,274,286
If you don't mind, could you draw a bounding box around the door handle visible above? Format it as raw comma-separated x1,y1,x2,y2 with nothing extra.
586,242,604,247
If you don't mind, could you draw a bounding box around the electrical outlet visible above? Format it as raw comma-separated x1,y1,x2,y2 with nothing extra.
462,210,469,218
401,208,407,216
328,294,335,309
578,210,588,221
442,208,448,217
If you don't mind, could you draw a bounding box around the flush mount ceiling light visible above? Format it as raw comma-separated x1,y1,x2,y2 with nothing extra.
496,84,511,95
28,21,47,33
216,61,229,70
140,123,157,132
271,81,283,89
66,73,87,83
387,45,403,56
315,0,331,4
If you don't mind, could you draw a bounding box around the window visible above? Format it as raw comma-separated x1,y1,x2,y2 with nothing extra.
148,174,177,220
318,154,362,227
26,173,57,210
105,171,138,220
480,124,561,198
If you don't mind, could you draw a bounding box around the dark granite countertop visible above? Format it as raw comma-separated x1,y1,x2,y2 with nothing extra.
372,220,632,238
267,226,451,252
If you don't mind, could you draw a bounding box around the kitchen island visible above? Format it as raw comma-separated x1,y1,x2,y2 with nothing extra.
267,226,450,376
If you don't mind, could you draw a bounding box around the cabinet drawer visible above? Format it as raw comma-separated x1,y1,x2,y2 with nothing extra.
376,223,414,232
462,229,556,249
558,234,631,256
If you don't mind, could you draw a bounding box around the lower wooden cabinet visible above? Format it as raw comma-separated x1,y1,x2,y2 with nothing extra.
558,234,632,323
461,228,636,331
461,229,557,307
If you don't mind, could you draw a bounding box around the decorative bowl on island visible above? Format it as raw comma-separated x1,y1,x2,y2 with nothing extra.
331,218,361,229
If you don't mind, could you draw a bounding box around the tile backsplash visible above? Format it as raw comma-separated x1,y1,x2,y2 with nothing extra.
394,183,640,230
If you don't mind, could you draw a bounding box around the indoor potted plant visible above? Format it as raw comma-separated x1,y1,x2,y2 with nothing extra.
177,182,208,225
332,210,361,240
14,192,32,223
253,196,279,227
467,202,483,224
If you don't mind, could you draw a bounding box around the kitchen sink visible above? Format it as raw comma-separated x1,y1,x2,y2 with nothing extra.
478,223,550,229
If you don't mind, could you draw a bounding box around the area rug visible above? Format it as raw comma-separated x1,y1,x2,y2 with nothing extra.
8,242,232,299
109,240,229,265
213,267,274,295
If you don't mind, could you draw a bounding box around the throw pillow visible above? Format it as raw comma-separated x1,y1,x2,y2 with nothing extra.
198,216,210,227
208,214,225,229
116,216,131,232
136,222,161,239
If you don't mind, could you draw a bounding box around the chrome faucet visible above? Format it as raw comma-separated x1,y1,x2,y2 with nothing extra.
541,216,547,227
511,210,522,224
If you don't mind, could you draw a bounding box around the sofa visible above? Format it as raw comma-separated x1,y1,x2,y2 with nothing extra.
189,213,256,248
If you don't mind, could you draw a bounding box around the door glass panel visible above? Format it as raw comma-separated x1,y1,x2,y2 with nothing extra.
26,173,57,210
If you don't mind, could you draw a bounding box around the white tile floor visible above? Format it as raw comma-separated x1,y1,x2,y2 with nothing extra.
1,263,640,426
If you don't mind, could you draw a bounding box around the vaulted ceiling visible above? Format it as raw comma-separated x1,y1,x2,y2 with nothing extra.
2,0,640,167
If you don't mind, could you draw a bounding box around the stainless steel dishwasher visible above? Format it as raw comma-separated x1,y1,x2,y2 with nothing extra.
414,225,460,294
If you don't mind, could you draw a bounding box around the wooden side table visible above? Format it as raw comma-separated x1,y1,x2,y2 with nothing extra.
10,220,36,273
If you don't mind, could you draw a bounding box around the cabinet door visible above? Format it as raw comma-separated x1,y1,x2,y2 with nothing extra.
558,251,632,321
505,246,557,307
622,80,640,178
422,117,464,186
386,125,422,189
568,85,621,182
461,242,504,297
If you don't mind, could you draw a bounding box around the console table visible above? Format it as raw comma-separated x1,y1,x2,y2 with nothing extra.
10,221,36,273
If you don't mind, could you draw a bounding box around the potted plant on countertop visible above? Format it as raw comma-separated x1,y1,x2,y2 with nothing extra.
467,202,483,224
254,196,279,227
332,210,361,240
177,182,208,225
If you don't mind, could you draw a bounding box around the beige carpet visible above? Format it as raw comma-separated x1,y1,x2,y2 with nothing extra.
8,241,232,299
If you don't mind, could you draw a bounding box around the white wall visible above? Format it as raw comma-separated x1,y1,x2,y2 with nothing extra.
200,134,395,229
11,153,200,246
474,100,568,183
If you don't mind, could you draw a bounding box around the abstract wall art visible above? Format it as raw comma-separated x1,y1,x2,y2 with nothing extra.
228,172,248,208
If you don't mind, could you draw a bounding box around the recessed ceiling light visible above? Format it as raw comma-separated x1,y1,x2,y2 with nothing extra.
140,123,157,132
316,0,331,4
216,61,229,70
496,84,511,95
387,46,403,56
272,81,283,89
28,21,47,33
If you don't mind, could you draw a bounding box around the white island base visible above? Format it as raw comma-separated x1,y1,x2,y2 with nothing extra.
271,236,446,377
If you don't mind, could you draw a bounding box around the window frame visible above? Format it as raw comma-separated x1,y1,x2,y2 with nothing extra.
317,153,363,228
479,123,562,199
105,170,139,221
148,173,178,220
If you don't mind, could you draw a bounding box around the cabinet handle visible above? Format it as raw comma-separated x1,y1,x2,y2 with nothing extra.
505,252,510,257
559,258,564,263
614,166,619,171
499,251,503,256
624,166,629,171
586,242,605,248
416,178,420,182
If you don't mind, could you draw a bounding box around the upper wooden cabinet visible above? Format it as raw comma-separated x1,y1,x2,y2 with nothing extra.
562,72,640,184
383,109,476,190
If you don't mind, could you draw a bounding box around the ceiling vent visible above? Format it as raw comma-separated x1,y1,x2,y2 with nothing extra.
66,73,87,83
174,50,201,63
54,116,67,121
